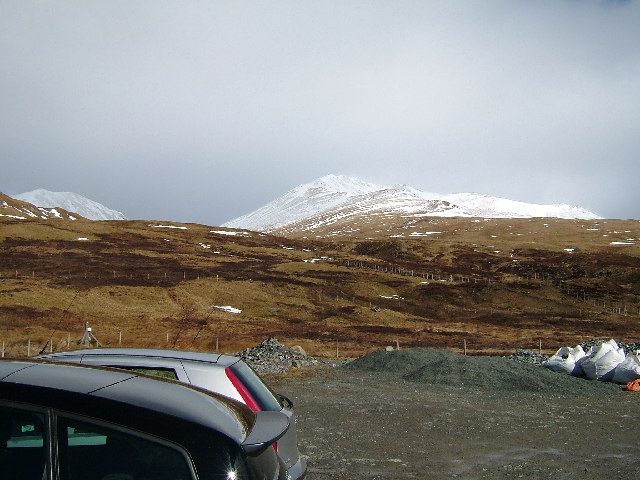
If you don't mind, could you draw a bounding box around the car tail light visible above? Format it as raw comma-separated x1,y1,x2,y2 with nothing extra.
225,367,278,453
225,367,261,412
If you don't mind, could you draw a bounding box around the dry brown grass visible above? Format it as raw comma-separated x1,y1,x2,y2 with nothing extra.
1,215,639,359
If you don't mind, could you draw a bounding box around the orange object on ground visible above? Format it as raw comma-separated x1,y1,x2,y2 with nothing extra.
626,379,640,391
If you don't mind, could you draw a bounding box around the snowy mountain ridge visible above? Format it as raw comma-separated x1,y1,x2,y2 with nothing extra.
1,192,82,221
15,189,127,221
223,174,602,233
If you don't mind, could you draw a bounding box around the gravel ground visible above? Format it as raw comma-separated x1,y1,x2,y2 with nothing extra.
267,349,640,480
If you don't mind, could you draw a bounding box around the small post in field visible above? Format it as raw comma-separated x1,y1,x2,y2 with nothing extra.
464,339,467,356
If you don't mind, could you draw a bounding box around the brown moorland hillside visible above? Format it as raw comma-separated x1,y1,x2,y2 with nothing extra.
0,214,638,359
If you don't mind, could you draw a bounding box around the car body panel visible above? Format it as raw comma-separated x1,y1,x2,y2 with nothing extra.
0,359,289,480
40,348,307,479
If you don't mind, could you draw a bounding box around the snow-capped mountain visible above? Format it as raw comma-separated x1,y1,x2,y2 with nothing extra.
15,189,127,221
223,175,382,231
223,174,601,233
1,192,83,221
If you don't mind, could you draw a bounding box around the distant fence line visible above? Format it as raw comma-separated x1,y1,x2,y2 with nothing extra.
330,257,496,283
0,331,226,359
1,336,548,360
3,259,639,318
327,257,640,318
1,269,221,283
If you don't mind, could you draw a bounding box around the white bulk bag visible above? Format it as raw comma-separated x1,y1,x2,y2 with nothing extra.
543,345,586,376
612,352,640,384
579,340,625,382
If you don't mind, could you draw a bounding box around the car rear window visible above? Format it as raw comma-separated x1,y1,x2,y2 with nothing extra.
228,362,282,412
119,367,179,380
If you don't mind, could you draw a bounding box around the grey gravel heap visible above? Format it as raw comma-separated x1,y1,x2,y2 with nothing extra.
507,349,549,366
236,337,319,373
344,347,621,394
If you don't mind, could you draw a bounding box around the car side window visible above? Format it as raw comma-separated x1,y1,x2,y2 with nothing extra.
0,406,47,480
57,417,194,480
119,367,179,380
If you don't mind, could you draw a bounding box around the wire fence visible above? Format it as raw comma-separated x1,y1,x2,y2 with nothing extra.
2,256,639,319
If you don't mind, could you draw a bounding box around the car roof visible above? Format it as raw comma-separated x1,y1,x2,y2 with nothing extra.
41,347,241,368
0,360,287,452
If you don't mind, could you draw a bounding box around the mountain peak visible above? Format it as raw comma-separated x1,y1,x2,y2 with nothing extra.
305,174,382,195
15,189,127,221
1,192,84,221
223,175,602,234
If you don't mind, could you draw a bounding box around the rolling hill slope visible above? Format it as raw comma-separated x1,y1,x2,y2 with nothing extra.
1,212,638,359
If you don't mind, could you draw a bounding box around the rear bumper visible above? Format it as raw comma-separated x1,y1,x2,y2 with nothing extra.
286,454,307,480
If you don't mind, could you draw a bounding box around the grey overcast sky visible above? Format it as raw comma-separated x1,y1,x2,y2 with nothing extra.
1,1,639,224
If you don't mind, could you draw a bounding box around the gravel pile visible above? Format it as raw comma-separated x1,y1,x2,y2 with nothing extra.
343,348,621,394
236,337,320,373
579,338,640,354
508,349,549,366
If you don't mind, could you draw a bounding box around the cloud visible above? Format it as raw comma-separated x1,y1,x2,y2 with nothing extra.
1,1,638,222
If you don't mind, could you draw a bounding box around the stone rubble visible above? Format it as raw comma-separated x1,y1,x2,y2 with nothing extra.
507,349,549,366
236,337,320,373
579,338,640,354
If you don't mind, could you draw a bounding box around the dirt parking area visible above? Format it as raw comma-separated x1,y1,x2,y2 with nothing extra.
268,356,640,480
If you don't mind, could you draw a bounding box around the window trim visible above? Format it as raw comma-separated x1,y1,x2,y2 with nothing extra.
0,401,198,480
0,401,53,480
54,411,198,480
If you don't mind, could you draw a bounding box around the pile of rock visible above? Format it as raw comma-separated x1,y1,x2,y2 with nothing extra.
579,338,640,355
236,337,320,373
507,349,549,366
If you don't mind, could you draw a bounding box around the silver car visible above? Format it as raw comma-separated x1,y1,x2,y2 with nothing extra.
40,348,307,480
